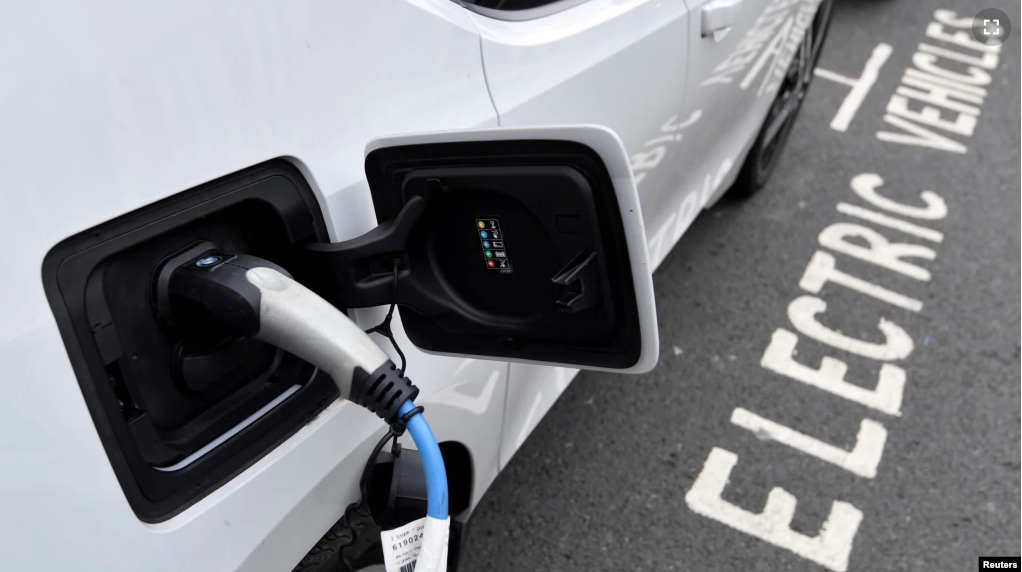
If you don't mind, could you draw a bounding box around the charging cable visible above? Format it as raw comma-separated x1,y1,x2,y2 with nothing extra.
155,250,449,572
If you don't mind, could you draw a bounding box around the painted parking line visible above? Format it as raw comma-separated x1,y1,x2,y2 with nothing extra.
815,43,894,132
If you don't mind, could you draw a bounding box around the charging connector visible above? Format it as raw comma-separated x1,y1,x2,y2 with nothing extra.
154,247,450,572
155,249,395,401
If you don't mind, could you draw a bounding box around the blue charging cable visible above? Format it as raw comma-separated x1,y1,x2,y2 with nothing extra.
398,400,449,519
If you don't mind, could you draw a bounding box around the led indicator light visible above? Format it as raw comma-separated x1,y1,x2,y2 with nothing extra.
479,230,488,239
482,240,491,249
477,221,486,229
487,260,495,268
484,250,493,259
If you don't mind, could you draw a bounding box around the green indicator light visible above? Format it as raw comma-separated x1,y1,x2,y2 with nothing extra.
484,250,493,258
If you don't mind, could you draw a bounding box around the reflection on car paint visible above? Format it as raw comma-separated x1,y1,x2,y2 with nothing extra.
647,156,734,268
630,109,702,187
701,0,822,99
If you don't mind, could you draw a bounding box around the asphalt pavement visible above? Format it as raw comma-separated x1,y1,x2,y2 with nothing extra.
459,0,1022,570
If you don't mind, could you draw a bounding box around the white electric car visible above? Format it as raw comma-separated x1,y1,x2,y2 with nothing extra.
0,0,831,570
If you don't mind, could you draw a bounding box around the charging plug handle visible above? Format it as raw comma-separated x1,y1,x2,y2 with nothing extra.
155,249,288,335
155,248,417,414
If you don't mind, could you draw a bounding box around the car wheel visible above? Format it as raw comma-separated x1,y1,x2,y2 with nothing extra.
731,0,833,198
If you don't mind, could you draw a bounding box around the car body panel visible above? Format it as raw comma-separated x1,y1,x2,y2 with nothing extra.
0,1,503,570
499,362,579,469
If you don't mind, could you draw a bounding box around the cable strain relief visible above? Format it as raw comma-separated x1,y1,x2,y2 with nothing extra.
350,360,420,424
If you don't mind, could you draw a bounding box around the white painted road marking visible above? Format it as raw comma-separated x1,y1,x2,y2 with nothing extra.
788,295,915,361
818,222,936,281
877,9,1004,154
685,447,864,572
800,250,925,312
850,172,948,221
731,407,888,478
815,43,893,132
688,170,949,568
761,328,906,415
835,203,945,244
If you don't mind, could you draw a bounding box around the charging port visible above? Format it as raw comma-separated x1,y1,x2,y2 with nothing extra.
43,161,339,522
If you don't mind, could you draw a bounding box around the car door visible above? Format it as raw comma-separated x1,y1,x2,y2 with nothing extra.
664,0,816,251
457,0,692,467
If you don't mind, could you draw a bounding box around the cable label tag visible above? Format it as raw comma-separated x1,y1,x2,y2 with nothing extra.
381,516,449,572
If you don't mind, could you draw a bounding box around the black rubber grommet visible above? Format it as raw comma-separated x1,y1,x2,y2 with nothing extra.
350,360,420,424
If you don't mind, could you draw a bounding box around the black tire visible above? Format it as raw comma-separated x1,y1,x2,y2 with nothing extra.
731,0,834,198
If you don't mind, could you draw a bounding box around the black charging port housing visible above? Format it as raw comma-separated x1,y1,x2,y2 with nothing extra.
42,161,338,522
362,139,642,369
